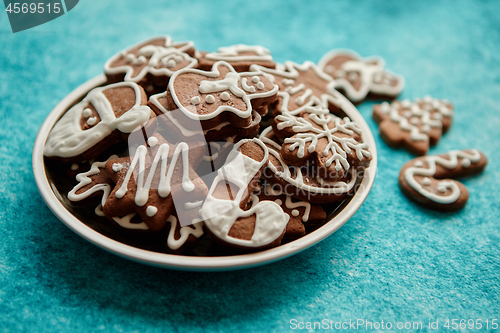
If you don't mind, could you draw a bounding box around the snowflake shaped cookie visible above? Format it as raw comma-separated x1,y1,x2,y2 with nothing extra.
318,49,404,103
273,106,372,181
259,126,361,204
373,96,453,155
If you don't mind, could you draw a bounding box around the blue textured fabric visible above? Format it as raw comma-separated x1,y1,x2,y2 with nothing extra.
1,1,499,332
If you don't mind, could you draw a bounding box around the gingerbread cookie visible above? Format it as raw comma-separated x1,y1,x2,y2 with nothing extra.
318,49,404,103
250,61,344,115
67,155,118,213
197,44,275,72
273,106,372,181
165,61,278,130
44,82,154,163
399,150,487,211
260,126,360,204
256,180,327,240
102,134,208,231
148,91,263,143
373,97,453,156
67,155,204,252
200,138,289,250
104,35,198,86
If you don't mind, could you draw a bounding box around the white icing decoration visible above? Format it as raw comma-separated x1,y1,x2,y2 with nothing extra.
67,155,118,216
147,136,158,147
133,55,147,66
252,76,260,83
44,82,151,158
104,35,198,82
462,159,471,168
166,59,176,68
82,108,92,118
166,215,204,250
115,142,195,206
201,135,236,162
112,163,123,172
378,98,452,142
423,177,432,186
70,163,79,171
205,95,215,104
404,150,481,204
169,61,278,121
87,117,97,126
125,54,135,63
220,91,230,101
200,139,289,248
250,61,343,114
276,108,370,171
190,96,201,105
262,185,312,222
146,206,158,217
260,127,358,195
317,49,404,103
150,92,242,139
112,213,149,230
256,82,265,90
204,44,273,62
184,200,203,210
241,78,256,93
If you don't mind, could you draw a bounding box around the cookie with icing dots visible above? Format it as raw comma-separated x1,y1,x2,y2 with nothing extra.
250,61,346,116
200,138,289,250
44,82,155,163
373,97,453,156
399,149,487,211
259,126,360,204
272,106,372,181
318,49,404,104
148,91,264,143
67,150,205,253
197,44,275,72
102,133,209,231
104,35,198,86
256,180,327,240
165,61,278,130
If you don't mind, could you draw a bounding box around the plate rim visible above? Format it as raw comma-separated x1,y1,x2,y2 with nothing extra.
32,74,378,271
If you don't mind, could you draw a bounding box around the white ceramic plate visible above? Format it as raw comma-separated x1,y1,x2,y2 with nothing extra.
33,74,377,271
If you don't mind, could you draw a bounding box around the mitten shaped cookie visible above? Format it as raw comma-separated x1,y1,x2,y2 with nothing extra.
44,82,155,163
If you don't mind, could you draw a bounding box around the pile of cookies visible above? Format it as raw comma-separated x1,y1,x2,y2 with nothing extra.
42,35,485,255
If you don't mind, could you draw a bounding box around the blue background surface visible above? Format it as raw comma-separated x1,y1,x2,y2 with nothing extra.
1,1,500,332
